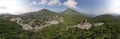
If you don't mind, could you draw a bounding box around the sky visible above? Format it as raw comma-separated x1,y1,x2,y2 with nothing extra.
0,0,120,15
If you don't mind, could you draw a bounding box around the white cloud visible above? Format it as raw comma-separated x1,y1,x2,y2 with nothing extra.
10,6,40,15
0,0,40,15
0,6,6,9
32,1,38,5
63,0,78,9
31,0,61,6
39,0,48,5
0,6,39,15
48,0,61,6
108,0,120,14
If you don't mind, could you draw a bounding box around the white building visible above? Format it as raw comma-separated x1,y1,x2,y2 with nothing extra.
19,24,33,30
93,22,105,26
76,20,92,30
45,20,59,25
10,17,22,23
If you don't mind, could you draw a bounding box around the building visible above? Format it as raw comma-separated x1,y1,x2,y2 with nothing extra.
76,19,92,30
45,15,64,25
10,17,22,23
93,22,105,26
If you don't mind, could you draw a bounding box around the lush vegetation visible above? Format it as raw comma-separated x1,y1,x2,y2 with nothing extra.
0,19,31,39
30,15,120,39
0,9,120,39
61,9,89,26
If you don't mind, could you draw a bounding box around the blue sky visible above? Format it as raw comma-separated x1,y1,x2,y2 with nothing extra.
0,0,120,15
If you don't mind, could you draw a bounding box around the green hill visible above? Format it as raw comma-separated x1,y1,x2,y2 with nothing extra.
61,9,89,25
20,9,58,19
18,9,59,25
118,15,120,20
92,14,120,23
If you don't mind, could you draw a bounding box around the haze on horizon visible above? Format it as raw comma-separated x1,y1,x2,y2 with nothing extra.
0,0,120,15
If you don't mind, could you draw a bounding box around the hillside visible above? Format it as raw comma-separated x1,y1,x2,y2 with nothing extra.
0,9,120,39
0,19,30,39
61,9,90,25
117,15,120,20
17,9,60,26
20,9,58,19
31,14,120,39
8,9,89,26
92,14,120,23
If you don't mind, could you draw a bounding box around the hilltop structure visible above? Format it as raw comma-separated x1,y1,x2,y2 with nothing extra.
93,22,105,26
45,15,64,25
76,19,92,30
10,17,22,23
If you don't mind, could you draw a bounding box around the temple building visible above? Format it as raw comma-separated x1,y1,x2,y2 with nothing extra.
76,19,92,30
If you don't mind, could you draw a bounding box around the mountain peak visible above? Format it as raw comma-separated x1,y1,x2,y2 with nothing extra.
39,9,51,12
63,8,79,15
65,8,76,12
